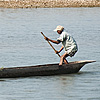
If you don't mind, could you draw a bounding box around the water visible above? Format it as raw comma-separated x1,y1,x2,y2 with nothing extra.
0,8,100,100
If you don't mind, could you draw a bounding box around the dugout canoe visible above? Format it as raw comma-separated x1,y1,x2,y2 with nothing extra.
0,60,95,78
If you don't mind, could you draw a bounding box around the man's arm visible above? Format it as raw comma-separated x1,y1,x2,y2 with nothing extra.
55,46,64,54
44,37,60,44
59,46,64,53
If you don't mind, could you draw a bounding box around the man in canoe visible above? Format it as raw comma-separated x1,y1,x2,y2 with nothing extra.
44,25,78,66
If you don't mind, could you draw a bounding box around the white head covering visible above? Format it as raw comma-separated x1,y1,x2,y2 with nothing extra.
54,25,64,32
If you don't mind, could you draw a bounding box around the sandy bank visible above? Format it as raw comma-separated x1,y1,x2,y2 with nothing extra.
0,0,100,8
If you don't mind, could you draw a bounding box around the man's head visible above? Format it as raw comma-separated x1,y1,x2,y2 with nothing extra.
54,25,64,34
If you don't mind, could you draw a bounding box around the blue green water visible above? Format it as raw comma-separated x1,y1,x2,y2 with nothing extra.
0,8,100,100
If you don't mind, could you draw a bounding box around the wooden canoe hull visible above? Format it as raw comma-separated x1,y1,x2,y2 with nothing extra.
0,60,95,78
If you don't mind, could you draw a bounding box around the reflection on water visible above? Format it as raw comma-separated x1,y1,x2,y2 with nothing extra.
0,8,100,100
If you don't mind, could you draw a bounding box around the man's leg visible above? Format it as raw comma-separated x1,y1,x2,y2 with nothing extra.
59,52,69,66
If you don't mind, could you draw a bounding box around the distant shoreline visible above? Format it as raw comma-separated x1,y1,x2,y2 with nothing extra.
0,0,100,8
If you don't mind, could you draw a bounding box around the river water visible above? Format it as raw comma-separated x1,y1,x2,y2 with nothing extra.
0,8,100,100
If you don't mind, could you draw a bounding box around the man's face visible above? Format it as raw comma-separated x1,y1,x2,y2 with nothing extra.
57,30,62,34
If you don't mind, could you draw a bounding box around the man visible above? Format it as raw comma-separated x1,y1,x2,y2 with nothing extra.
44,25,78,66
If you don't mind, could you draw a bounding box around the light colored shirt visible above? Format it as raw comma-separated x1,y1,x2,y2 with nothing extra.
57,30,78,53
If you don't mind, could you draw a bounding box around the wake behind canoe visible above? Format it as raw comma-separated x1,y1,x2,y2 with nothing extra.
0,60,95,78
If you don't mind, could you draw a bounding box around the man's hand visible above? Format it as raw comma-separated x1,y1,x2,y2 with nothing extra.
55,50,59,54
44,37,49,41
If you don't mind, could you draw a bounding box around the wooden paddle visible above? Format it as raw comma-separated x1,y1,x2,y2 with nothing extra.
41,32,60,57
41,32,68,64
